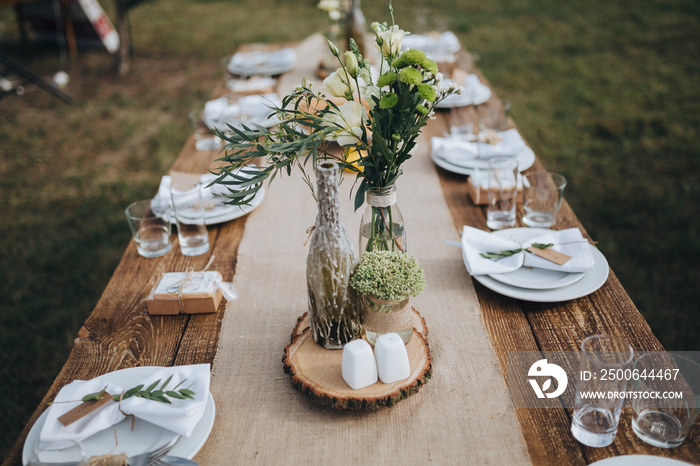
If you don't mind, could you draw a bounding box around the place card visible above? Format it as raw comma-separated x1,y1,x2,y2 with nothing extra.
58,392,114,426
526,246,572,265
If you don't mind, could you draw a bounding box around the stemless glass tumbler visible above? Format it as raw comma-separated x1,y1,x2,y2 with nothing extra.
571,334,634,448
170,181,210,256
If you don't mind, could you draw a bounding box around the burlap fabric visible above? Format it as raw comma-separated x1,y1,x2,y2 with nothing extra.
195,35,530,465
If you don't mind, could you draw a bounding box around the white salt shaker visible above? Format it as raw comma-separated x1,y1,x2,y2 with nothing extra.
374,333,411,384
342,339,378,389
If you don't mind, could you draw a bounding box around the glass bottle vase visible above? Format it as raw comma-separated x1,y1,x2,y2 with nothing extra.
306,162,361,349
361,294,413,346
359,186,407,254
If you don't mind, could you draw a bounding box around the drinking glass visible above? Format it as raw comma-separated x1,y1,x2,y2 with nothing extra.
486,157,518,230
522,172,567,228
125,199,172,258
170,181,210,256
571,334,634,448
189,109,221,151
631,352,700,448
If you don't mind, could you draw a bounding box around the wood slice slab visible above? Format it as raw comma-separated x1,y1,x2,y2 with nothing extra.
283,308,431,410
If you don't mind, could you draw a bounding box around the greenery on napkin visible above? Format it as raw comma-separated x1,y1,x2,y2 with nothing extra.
83,376,195,405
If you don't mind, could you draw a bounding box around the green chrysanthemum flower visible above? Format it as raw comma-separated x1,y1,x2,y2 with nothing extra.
391,49,427,68
418,83,436,102
379,92,399,109
398,67,423,85
421,57,438,75
416,104,429,115
376,72,398,88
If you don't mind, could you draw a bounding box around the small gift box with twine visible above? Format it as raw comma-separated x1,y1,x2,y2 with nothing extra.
146,271,224,315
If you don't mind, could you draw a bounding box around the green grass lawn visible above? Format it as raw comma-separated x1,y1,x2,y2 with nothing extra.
1,0,699,457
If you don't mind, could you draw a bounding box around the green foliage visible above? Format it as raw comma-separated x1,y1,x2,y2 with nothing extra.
82,376,196,404
212,19,458,210
350,251,426,300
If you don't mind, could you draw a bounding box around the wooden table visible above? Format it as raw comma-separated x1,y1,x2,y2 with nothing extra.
5,38,699,466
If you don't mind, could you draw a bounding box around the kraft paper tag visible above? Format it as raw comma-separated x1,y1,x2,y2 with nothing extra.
526,246,571,265
58,393,114,426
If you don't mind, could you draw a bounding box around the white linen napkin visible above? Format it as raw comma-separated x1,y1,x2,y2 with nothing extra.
39,364,211,450
522,228,596,273
431,129,526,165
204,94,280,131
461,226,524,275
402,31,461,56
460,226,596,276
228,47,296,76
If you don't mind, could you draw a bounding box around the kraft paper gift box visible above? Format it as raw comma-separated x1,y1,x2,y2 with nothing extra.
146,271,224,315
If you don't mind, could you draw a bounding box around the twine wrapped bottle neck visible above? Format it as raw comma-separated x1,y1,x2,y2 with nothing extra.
366,186,397,208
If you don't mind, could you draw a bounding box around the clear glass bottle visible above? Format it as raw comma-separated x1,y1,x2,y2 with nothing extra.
361,294,413,346
306,162,361,349
359,186,407,254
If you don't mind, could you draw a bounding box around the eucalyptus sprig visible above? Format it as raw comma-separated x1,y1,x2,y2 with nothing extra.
479,243,554,261
82,375,195,405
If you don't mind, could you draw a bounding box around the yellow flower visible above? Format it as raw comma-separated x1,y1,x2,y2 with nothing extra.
344,147,366,172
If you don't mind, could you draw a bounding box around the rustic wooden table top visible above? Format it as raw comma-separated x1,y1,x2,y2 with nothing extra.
5,38,699,466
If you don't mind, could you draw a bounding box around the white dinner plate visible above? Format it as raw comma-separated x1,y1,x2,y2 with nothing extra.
472,228,609,302
203,185,266,225
431,144,535,175
23,366,216,465
227,48,296,77
489,265,586,290
436,81,491,108
590,455,694,466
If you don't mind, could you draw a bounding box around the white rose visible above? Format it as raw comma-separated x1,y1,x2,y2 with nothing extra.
372,22,408,58
326,101,364,147
321,69,357,99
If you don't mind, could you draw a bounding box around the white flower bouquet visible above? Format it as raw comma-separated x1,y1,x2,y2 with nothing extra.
212,4,459,212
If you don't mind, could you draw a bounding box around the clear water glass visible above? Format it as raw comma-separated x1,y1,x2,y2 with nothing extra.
170,181,210,256
522,172,567,228
631,352,700,448
125,199,172,258
571,334,634,448
486,157,518,230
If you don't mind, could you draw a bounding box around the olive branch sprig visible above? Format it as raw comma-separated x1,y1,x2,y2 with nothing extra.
82,375,196,405
479,243,554,261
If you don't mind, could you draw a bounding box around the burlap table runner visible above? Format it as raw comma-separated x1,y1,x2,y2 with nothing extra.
196,35,530,465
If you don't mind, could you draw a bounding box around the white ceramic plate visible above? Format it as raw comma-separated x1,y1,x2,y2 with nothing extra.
203,185,266,225
431,145,535,175
488,228,586,289
489,265,586,290
436,81,491,108
472,228,609,302
227,48,296,77
590,455,694,466
23,366,216,464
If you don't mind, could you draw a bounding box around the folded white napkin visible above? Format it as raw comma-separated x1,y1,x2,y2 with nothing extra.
39,364,211,450
438,74,491,108
522,228,596,273
431,129,526,165
461,226,595,276
203,94,280,131
228,47,296,76
461,226,524,275
402,31,461,57
226,76,276,94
